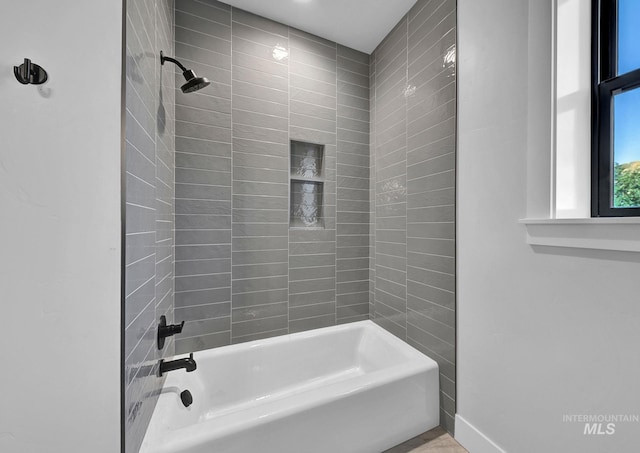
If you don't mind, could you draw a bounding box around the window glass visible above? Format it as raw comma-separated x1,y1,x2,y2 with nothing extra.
612,86,640,207
617,0,640,75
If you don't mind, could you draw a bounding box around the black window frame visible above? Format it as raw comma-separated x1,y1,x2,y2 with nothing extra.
592,0,640,217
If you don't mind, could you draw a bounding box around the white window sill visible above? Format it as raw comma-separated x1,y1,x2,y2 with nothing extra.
520,217,640,252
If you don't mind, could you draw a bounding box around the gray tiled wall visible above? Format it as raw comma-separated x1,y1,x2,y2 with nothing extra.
370,0,457,434
336,45,371,324
173,1,370,352
124,0,175,452
174,0,233,352
288,29,338,334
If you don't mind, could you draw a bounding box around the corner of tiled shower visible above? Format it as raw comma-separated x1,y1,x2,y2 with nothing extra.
124,0,456,451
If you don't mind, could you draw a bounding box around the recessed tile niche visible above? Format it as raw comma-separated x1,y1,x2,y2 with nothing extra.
290,140,325,228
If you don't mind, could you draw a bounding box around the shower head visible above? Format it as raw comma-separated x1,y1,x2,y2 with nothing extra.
160,51,211,94
179,69,211,93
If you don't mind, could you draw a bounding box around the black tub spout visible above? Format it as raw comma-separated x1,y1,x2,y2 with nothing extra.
159,353,197,376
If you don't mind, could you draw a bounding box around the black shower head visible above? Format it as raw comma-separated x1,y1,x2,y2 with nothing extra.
160,51,210,94
180,69,211,93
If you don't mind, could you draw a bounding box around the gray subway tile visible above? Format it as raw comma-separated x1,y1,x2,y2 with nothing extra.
337,44,368,64
175,273,230,292
175,10,231,40
232,9,288,38
406,238,454,257
232,288,289,308
175,230,231,245
338,94,369,112
289,314,335,333
176,331,230,354
233,249,289,265
232,51,288,78
289,290,335,307
174,42,231,71
232,301,288,322
291,47,336,72
406,320,455,364
176,152,231,172
407,205,455,223
232,107,288,130
337,55,369,77
232,36,289,65
233,262,288,279
290,87,337,109
233,93,289,118
408,7,455,62
233,80,289,105
176,0,230,26
175,184,231,201
290,301,335,320
407,280,454,310
289,277,336,294
407,266,454,293
232,315,288,337
337,303,369,320
337,269,369,283
175,302,231,322
233,65,288,91
175,137,231,158
175,259,230,277
233,123,288,143
373,316,406,341
175,244,231,261
337,291,370,305
290,265,335,281
233,236,288,251
232,223,288,237
407,308,454,346
289,241,336,255
290,73,336,97
337,280,369,294
175,105,231,129
232,181,288,196
176,26,230,56
290,112,336,133
290,30,336,60
231,329,290,345
176,120,232,142
407,295,455,329
232,275,288,293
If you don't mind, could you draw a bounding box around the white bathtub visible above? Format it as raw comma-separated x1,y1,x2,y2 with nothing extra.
140,320,439,453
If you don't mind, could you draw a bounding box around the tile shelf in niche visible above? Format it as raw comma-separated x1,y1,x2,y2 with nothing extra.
290,175,325,183
290,140,325,229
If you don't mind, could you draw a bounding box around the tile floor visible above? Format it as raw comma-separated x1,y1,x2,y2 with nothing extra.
384,427,468,453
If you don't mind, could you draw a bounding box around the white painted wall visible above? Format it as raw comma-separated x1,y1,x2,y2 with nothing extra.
457,1,640,452
0,2,122,452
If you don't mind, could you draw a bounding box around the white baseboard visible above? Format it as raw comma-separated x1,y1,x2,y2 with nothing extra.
455,415,506,453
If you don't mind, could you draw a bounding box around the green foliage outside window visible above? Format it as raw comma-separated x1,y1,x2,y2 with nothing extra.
614,161,640,207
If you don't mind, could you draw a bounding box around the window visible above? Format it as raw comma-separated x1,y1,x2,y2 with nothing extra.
592,0,640,216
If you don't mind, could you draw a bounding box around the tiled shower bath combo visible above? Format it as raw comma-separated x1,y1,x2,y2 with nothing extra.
172,1,372,351
124,0,456,451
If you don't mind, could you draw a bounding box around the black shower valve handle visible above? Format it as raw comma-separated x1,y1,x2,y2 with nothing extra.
14,57,48,85
166,320,185,336
157,315,186,350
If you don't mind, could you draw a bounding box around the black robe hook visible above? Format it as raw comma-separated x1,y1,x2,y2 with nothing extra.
14,58,48,85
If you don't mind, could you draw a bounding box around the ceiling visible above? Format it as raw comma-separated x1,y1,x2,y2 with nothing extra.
218,0,418,54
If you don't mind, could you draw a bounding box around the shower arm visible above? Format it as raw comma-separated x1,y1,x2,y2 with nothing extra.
160,51,188,73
